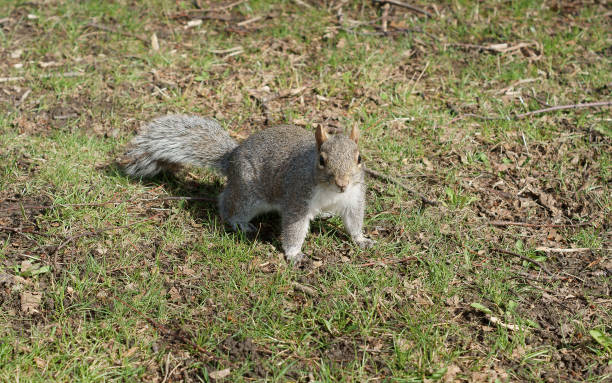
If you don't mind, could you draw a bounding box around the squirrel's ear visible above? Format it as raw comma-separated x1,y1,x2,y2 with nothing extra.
349,125,359,144
315,125,328,150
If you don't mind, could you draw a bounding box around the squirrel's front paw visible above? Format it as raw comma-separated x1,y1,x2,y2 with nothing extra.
355,237,376,249
285,251,308,266
231,222,257,233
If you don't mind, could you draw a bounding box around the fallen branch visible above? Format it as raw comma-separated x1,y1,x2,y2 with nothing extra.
372,0,434,18
365,167,439,206
490,248,553,276
490,220,592,228
515,101,612,119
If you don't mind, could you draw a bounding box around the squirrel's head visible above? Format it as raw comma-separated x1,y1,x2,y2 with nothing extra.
315,125,363,193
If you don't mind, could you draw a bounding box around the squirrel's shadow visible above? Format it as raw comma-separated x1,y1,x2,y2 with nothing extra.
106,163,284,248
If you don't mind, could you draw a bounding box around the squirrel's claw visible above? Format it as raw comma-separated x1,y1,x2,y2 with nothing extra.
286,251,307,265
355,237,376,249
231,222,257,233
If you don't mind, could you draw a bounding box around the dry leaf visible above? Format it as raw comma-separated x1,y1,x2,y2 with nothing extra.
34,357,47,369
21,260,34,274
443,364,462,383
187,19,203,28
21,291,42,314
124,346,139,358
396,338,412,352
151,33,159,51
168,287,181,302
209,368,231,379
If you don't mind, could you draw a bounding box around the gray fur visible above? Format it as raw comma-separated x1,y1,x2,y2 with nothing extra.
123,117,374,264
123,115,238,177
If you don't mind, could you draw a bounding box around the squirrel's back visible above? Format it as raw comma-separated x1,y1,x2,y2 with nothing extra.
122,115,238,177
226,125,317,202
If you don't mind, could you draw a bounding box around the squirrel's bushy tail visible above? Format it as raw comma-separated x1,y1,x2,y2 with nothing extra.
122,115,238,177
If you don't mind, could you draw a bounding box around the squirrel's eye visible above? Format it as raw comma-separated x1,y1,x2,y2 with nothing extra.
357,154,362,164
319,155,325,167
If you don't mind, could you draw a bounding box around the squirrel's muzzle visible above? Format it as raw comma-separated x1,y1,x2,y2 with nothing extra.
335,177,349,192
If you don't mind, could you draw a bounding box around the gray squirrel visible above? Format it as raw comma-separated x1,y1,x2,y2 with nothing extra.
122,115,375,263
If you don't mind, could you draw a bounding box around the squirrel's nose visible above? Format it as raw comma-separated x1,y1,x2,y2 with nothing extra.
335,178,349,192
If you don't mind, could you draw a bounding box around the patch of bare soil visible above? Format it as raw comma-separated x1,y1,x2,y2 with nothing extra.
0,194,55,331
437,123,611,380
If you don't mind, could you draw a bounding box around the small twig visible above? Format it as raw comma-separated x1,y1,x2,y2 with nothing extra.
53,113,78,120
524,93,551,107
491,248,553,276
175,0,246,15
365,167,439,206
0,76,24,83
152,196,216,202
236,15,262,27
535,247,593,254
210,0,246,12
356,256,417,267
0,72,84,83
86,22,149,43
293,0,312,8
111,294,219,360
0,226,48,236
208,46,243,54
515,101,612,119
560,272,586,284
381,3,390,33
490,220,592,228
520,130,530,156
251,95,271,125
451,101,611,123
16,88,31,107
409,61,429,95
447,43,501,53
41,71,84,79
511,270,563,282
248,87,306,125
372,0,434,18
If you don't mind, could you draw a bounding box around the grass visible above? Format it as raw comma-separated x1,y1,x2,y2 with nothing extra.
1,0,611,381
